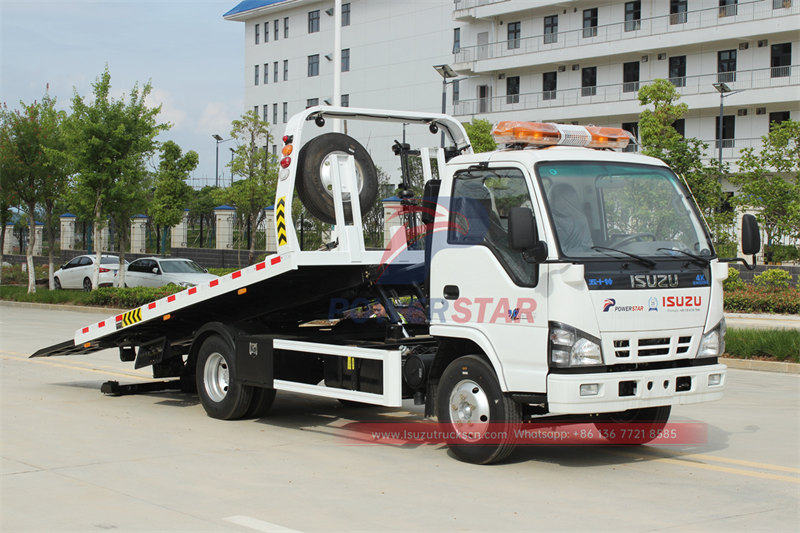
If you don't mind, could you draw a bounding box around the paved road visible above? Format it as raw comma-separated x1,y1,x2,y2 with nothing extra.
1,303,798,532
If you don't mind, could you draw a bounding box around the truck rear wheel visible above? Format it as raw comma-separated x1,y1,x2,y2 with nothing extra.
436,355,521,464
593,406,671,445
296,132,378,224
196,335,253,420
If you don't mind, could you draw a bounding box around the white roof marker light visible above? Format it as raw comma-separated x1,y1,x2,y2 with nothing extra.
492,121,634,150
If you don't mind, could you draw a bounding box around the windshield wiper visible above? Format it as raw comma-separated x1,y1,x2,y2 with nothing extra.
591,246,656,268
657,247,710,267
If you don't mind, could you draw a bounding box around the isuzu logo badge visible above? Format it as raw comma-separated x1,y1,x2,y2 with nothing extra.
630,274,679,289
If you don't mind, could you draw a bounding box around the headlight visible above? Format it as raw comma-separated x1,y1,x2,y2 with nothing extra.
698,318,726,357
549,322,604,367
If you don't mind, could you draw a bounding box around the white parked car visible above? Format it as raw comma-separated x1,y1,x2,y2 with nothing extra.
54,254,125,291
125,257,218,288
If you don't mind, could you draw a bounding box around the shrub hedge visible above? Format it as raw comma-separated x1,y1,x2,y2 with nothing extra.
88,285,184,308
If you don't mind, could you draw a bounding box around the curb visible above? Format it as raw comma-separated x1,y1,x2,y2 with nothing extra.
0,300,127,315
720,357,800,375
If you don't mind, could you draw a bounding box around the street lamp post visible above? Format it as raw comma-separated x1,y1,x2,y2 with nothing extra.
433,64,459,148
712,82,740,169
213,134,233,187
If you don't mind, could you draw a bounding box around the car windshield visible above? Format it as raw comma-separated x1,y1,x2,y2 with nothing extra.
160,260,206,274
537,162,713,259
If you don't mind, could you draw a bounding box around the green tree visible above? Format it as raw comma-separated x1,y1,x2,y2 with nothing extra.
151,141,198,254
188,185,218,248
729,120,800,246
637,79,733,251
0,108,21,285
0,96,60,292
64,67,168,287
462,119,497,153
219,110,277,265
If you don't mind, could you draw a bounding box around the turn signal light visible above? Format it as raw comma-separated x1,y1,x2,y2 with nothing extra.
281,144,293,156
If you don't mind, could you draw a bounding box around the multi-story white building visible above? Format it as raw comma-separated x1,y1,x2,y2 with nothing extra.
449,0,798,171
225,0,798,177
224,0,454,179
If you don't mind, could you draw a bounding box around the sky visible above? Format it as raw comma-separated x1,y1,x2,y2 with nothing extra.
1,0,245,189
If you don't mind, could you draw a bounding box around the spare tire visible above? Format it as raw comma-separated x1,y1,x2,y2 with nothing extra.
296,132,379,224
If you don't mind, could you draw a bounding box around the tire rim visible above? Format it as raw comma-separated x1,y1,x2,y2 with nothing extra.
319,151,365,200
448,379,491,442
204,352,229,402
83,278,92,291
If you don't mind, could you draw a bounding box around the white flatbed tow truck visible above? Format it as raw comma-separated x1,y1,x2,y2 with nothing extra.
33,107,760,464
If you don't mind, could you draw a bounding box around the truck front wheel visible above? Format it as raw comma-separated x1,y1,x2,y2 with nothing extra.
196,335,253,420
436,355,521,464
593,406,671,445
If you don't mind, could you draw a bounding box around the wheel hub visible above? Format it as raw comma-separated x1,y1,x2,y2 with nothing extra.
448,380,491,441
204,352,229,402
319,151,364,199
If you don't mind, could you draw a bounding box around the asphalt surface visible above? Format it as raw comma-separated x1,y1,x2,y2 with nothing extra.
1,303,798,532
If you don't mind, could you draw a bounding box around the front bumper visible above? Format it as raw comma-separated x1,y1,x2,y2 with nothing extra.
547,363,726,414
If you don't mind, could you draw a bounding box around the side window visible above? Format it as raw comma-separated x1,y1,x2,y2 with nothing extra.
65,257,82,268
129,261,143,273
79,257,92,266
448,168,538,286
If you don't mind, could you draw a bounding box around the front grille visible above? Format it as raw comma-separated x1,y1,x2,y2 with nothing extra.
612,335,693,360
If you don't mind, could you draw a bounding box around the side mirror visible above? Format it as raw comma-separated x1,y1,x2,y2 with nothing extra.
741,214,761,256
720,214,761,270
508,207,548,263
152,267,160,275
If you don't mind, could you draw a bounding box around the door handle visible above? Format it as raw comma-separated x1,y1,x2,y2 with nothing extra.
443,285,460,300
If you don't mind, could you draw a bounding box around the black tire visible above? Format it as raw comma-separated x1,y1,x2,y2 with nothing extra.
296,132,378,224
195,335,253,420
54,277,62,290
245,386,277,418
593,406,671,445
82,277,93,292
436,355,522,464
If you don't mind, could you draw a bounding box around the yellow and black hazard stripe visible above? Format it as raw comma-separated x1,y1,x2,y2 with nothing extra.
276,197,287,246
116,308,142,330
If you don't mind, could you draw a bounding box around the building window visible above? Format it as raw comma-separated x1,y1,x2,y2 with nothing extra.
308,10,320,33
715,115,735,148
342,3,351,26
283,102,288,123
621,122,638,152
719,0,737,17
284,17,289,38
583,8,598,38
342,48,350,72
544,15,558,44
718,49,737,83
308,54,319,77
306,98,319,108
623,61,639,92
453,28,461,53
769,111,790,126
543,71,557,100
272,145,277,157
672,119,685,137
254,65,259,86
274,19,279,40
774,0,793,8
273,103,278,124
341,94,350,107
255,23,260,44
274,61,279,83
506,76,520,104
264,63,269,84
283,59,289,81
625,1,641,31
264,22,269,42
453,80,460,103
263,104,269,122
670,0,688,24
254,105,258,116
582,66,597,96
507,21,521,49
669,56,687,87
771,43,791,78
478,85,491,113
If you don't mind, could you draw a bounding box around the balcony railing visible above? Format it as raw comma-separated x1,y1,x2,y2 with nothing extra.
451,65,798,116
453,0,798,65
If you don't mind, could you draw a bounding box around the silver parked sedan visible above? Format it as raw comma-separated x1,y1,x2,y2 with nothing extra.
125,257,218,288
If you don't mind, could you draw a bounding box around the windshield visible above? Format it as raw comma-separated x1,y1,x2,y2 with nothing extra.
160,260,206,274
537,162,713,259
